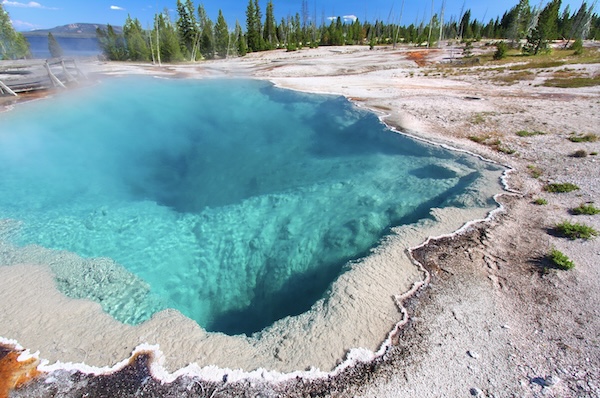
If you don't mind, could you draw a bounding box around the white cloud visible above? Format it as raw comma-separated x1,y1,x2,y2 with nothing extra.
2,1,56,9
11,19,39,29
110,5,125,11
327,15,358,23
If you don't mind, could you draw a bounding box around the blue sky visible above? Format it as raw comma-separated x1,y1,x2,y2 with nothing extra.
3,0,592,32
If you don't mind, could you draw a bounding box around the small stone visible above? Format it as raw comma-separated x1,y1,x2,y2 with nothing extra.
543,375,559,387
468,350,480,359
470,387,484,396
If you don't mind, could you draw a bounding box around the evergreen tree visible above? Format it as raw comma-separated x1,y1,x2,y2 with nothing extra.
253,0,265,50
568,2,593,40
214,9,229,58
235,20,247,56
47,32,63,58
153,11,184,62
123,15,150,61
508,0,531,47
263,0,277,49
0,4,30,59
524,0,561,55
176,0,199,60
200,17,215,59
245,0,259,51
97,24,127,60
459,9,472,39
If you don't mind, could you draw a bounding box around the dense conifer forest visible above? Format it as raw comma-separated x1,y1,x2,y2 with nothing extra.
1,0,599,61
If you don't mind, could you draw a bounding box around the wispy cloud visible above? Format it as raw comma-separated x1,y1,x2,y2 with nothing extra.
11,19,40,30
110,5,125,11
327,15,359,23
2,1,57,9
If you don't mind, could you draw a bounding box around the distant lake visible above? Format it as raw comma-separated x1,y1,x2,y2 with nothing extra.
24,35,101,58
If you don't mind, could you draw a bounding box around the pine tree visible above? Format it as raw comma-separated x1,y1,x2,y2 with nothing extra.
200,17,214,59
176,0,199,60
253,0,265,50
0,4,30,59
123,15,150,61
459,9,472,40
263,0,277,49
524,0,561,55
214,9,229,58
97,24,127,60
47,32,63,58
153,11,184,62
245,0,259,51
235,20,247,56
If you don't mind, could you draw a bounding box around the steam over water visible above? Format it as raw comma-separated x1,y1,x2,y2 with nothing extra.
0,77,502,335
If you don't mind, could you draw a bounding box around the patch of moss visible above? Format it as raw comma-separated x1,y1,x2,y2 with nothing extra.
569,133,598,143
516,130,545,137
527,165,543,178
544,183,580,193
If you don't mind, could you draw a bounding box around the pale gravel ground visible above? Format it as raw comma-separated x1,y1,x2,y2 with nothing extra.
2,43,600,397
219,44,600,397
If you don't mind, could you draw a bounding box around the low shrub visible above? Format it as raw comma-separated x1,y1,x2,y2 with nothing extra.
516,130,545,137
569,133,598,142
570,38,584,56
571,203,600,215
544,183,580,193
549,248,575,270
533,198,548,205
555,221,598,240
572,149,588,158
493,41,508,60
468,135,487,143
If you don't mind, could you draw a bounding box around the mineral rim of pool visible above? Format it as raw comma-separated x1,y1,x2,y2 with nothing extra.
0,77,506,372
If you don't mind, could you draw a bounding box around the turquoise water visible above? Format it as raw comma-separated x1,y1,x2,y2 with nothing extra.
0,77,500,335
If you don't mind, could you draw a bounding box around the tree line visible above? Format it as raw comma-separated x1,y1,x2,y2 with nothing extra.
1,0,599,61
96,0,599,62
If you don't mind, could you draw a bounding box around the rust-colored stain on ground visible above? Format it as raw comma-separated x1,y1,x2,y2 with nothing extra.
405,50,436,67
0,344,41,398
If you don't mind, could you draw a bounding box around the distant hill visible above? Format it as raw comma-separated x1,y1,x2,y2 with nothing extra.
23,23,123,39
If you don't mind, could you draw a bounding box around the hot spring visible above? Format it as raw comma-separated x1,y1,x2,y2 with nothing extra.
0,77,503,340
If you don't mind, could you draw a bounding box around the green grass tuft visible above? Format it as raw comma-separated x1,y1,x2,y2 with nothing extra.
555,221,598,240
571,203,600,215
516,130,545,137
543,75,600,88
549,248,575,270
468,135,487,143
533,198,548,205
544,183,580,193
569,133,598,142
527,165,543,178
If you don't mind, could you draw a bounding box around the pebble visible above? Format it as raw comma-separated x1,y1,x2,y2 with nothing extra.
542,375,560,387
470,387,484,396
468,350,480,359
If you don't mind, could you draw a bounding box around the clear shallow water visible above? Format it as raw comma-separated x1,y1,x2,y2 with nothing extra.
0,77,501,335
